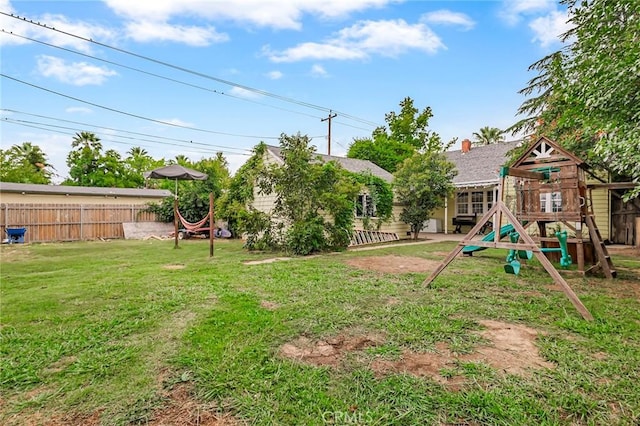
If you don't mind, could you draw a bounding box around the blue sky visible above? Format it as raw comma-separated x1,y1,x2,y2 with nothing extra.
0,0,571,181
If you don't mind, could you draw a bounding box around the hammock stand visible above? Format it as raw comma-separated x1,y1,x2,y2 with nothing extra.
143,164,212,256
172,193,215,257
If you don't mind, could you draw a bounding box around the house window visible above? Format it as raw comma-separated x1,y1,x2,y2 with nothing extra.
356,194,376,218
456,192,469,215
472,191,484,214
456,189,495,216
540,192,562,213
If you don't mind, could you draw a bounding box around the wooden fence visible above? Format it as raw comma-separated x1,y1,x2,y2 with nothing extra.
1,203,159,243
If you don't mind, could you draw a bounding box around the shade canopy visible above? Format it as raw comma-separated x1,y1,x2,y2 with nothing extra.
144,164,208,181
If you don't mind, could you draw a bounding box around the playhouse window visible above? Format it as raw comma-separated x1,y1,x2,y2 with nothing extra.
540,192,562,213
355,194,376,218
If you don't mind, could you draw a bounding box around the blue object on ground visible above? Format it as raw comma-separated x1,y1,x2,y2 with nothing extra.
5,227,26,244
462,223,515,254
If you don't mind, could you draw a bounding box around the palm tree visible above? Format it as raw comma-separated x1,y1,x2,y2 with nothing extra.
128,146,149,158
72,131,102,151
173,155,191,166
472,127,505,146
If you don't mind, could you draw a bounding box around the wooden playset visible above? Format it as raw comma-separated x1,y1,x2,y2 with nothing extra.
424,136,617,321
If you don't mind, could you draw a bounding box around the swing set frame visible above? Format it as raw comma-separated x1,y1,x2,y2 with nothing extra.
424,137,616,321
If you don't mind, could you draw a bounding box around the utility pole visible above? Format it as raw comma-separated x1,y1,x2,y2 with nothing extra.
321,110,337,156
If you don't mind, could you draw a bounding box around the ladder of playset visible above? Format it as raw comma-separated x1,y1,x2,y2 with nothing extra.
584,214,616,279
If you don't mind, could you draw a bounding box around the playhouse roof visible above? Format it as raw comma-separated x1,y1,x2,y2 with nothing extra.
265,145,394,182
511,136,586,169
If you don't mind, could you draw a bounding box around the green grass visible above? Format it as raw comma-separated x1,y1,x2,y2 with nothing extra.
1,239,639,425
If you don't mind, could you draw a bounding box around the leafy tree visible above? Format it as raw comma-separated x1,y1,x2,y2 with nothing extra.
348,97,446,173
65,131,139,187
144,153,230,227
124,146,164,188
393,137,457,240
510,0,640,198
217,143,267,236
72,131,102,151
472,126,505,146
251,133,360,255
0,142,54,184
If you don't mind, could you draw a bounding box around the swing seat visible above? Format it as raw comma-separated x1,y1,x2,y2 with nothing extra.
504,260,521,275
518,250,533,260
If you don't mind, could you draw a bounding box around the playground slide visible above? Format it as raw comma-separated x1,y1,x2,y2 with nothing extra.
462,224,515,254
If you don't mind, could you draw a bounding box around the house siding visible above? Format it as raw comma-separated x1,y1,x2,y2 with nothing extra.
252,147,411,238
590,187,610,240
355,204,411,237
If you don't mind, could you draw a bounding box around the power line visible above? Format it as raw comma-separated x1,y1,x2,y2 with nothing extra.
0,30,329,123
1,73,284,140
1,109,252,155
1,12,382,128
3,119,250,157
2,117,250,156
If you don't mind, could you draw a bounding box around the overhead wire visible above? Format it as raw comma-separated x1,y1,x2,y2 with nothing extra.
0,30,330,123
1,74,285,140
1,109,252,154
3,118,249,157
1,12,382,128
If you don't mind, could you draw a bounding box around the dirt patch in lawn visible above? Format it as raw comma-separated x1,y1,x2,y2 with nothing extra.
345,255,441,274
149,383,237,425
596,278,640,300
260,300,279,310
280,320,551,390
372,320,553,389
280,333,385,367
163,264,186,270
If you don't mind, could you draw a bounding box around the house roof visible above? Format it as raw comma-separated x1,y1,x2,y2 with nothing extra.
0,182,172,198
445,140,523,188
265,145,394,182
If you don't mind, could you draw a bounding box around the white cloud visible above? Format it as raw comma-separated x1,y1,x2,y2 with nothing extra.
228,86,263,99
266,19,444,62
157,118,194,127
266,70,283,80
0,4,116,52
310,64,328,77
421,10,475,30
37,55,118,85
499,0,556,26
104,0,395,30
65,106,93,114
529,10,572,47
124,20,228,46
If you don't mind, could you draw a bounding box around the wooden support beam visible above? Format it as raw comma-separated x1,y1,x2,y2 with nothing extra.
503,167,546,180
587,182,639,190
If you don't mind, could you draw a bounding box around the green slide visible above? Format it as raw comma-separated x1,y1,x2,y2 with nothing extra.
462,224,515,254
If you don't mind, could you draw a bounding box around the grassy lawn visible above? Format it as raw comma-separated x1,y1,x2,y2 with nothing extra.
1,238,639,425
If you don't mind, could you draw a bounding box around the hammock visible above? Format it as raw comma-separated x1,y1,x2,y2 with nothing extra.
176,209,210,232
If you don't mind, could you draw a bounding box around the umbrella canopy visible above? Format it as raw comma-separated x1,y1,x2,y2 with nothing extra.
144,164,211,252
144,164,208,181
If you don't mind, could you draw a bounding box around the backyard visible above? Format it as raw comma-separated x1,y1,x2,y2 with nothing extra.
0,238,639,425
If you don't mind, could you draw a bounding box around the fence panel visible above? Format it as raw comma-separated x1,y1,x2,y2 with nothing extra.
1,203,159,243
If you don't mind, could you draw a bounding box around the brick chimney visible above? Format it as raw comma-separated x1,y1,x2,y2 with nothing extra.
461,138,472,153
